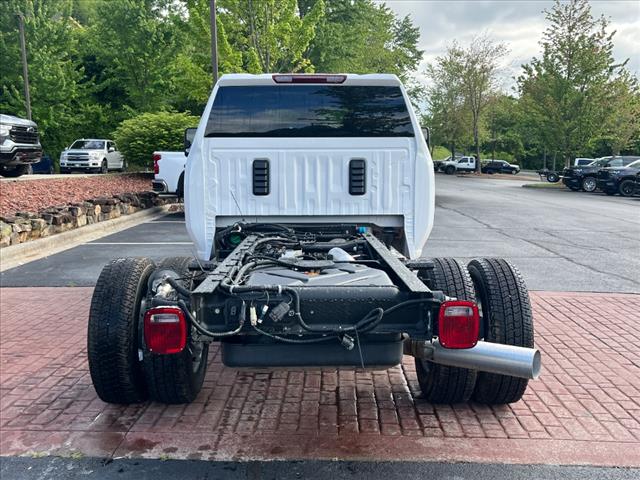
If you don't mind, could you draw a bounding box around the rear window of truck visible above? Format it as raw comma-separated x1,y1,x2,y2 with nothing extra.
205,85,414,137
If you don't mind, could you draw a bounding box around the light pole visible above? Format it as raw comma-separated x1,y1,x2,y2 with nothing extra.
209,0,218,84
16,13,32,120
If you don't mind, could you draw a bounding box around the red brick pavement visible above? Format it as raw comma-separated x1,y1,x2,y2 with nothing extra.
1,288,640,466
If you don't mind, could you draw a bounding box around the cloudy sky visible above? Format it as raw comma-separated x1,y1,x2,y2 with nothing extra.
379,0,640,92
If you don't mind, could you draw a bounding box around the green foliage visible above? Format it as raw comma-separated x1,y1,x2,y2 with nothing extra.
112,112,199,168
431,145,451,160
517,0,632,166
0,0,108,159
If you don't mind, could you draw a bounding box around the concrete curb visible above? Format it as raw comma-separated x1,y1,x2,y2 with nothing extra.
0,205,173,272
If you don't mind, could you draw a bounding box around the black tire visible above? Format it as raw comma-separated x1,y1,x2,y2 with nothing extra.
581,176,597,192
547,173,560,183
414,258,477,404
1,164,30,177
88,257,156,404
49,166,55,174
176,172,185,199
444,165,455,175
619,180,636,197
100,160,108,174
143,256,209,404
467,258,534,404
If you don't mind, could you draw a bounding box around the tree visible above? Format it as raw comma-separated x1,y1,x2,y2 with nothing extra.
457,36,507,171
0,0,99,158
424,46,469,161
218,0,325,73
517,0,627,166
303,1,423,79
87,0,181,112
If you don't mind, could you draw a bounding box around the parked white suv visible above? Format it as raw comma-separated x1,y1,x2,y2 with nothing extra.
60,139,125,174
440,155,477,174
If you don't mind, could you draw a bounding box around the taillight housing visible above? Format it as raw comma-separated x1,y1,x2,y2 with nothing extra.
153,153,161,174
438,300,480,349
144,307,187,354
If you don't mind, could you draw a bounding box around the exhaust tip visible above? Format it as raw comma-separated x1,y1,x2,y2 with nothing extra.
531,349,542,379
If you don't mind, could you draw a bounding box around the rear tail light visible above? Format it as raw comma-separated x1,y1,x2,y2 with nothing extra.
438,300,480,349
144,307,187,354
272,74,346,84
153,153,161,174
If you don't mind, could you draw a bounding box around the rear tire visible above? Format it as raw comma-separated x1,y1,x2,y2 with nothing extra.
176,172,185,199
414,258,477,404
143,256,209,404
1,164,30,177
582,176,597,192
547,172,560,183
445,165,455,175
88,257,155,404
467,258,534,404
619,180,636,197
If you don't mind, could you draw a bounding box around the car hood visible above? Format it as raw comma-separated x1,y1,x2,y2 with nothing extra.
64,149,103,155
0,113,37,128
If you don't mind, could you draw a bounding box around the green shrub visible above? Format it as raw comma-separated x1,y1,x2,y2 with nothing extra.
112,112,199,169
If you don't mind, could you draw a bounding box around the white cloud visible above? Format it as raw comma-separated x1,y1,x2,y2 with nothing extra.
379,0,640,92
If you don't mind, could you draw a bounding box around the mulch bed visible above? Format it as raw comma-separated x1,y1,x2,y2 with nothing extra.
0,174,153,217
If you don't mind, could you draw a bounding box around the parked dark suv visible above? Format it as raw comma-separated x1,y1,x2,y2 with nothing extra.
597,158,640,196
562,156,638,192
481,159,520,174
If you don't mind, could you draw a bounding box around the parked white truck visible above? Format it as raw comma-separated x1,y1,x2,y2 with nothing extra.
88,74,540,407
439,155,477,174
152,151,185,197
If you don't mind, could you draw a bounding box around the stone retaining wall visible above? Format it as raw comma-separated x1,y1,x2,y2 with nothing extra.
0,191,178,248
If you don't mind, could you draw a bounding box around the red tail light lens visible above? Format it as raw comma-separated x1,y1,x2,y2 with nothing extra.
153,153,161,174
144,307,187,354
438,300,480,349
272,74,346,84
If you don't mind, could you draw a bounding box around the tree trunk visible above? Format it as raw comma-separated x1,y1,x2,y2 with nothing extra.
474,122,481,173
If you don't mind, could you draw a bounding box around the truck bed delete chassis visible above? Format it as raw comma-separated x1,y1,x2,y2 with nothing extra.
188,232,445,368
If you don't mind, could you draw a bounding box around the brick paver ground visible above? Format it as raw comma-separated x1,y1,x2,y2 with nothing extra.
1,288,639,466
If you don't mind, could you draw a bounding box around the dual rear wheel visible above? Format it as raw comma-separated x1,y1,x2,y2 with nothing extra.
87,256,208,404
415,257,534,404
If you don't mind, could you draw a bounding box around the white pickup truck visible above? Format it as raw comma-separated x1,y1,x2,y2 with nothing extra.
439,155,477,174
88,74,540,407
152,151,185,197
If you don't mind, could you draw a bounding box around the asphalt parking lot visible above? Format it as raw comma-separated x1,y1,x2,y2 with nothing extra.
2,175,639,292
1,175,639,479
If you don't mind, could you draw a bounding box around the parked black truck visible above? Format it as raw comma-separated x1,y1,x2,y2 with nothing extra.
562,156,639,192
597,158,640,196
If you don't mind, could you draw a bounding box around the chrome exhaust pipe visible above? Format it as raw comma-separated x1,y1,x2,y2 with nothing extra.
412,340,541,380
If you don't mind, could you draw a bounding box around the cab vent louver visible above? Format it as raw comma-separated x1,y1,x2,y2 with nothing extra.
253,159,270,196
349,159,366,195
